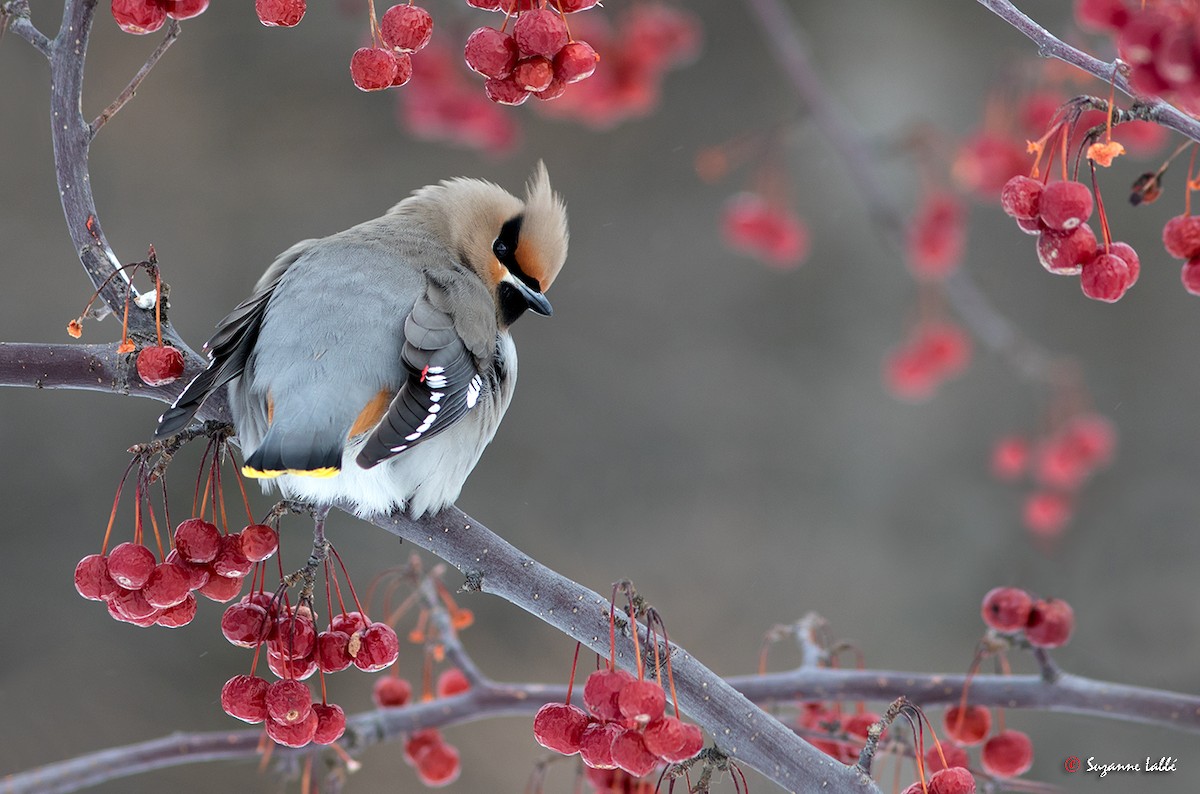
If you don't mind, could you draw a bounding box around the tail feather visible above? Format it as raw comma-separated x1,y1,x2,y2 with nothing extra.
243,426,342,479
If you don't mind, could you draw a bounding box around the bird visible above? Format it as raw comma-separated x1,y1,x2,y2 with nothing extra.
154,164,568,517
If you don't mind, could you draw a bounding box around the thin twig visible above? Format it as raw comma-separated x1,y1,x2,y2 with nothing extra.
1,0,52,57
90,19,182,138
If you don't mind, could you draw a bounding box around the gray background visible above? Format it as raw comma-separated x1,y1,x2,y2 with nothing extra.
1,1,1197,792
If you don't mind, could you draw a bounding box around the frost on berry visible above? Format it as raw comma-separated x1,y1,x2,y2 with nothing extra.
513,57,555,93
554,40,600,84
353,622,400,671
174,518,221,563
662,721,704,762
907,192,965,280
1109,242,1140,286
351,47,399,92
110,586,158,621
268,649,318,681
272,613,317,660
1000,175,1043,221
391,52,414,88
316,629,353,673
556,0,601,12
212,533,253,578
981,586,1033,632
221,674,270,724
579,721,623,769
610,728,659,777
532,702,589,755
1182,256,1200,295
465,27,519,79
514,9,569,59
136,346,186,387
265,708,318,748
436,667,471,698
927,766,977,794
1038,181,1093,231
1025,597,1075,647
256,0,306,27
616,679,666,725
143,562,191,609
266,679,313,726
943,704,991,746
583,668,636,721
312,703,347,745
1080,252,1132,302
112,0,167,35
373,675,413,707
240,523,279,562
75,554,118,601
1035,223,1096,276
982,729,1034,777
1163,214,1200,259
155,592,197,627
924,742,970,774
381,4,433,54
221,601,271,647
164,0,210,21
107,542,157,590
484,75,531,106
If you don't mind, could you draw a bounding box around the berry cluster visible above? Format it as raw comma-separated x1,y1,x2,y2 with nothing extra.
1001,176,1140,302
110,0,208,33
1162,213,1200,295
982,586,1075,648
883,321,972,402
404,729,462,787
350,4,433,92
721,192,810,269
221,674,346,747
990,412,1116,539
907,192,966,280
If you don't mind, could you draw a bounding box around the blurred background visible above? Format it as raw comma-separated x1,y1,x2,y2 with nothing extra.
2,1,1198,792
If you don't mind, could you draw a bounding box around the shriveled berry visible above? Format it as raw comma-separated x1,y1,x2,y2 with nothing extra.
107,542,157,590
165,549,210,590
211,534,253,577
643,716,685,757
267,649,317,681
1183,256,1200,295
555,0,600,10
465,27,518,79
143,562,192,608
583,668,636,721
198,572,244,602
111,0,167,35
1000,175,1043,221
610,728,659,777
1038,180,1093,231
484,75,531,106
928,766,976,794
514,9,569,58
1036,224,1096,276
266,679,313,726
1163,214,1200,258
374,675,414,707
110,586,158,621
414,740,461,787
312,703,347,745
981,729,1034,777
617,679,666,725
532,76,568,101
943,704,991,746
391,52,414,87
513,57,555,92
271,611,318,660
351,47,399,91
221,674,270,724
981,586,1032,632
353,622,400,671
381,4,433,53
436,667,470,697
331,610,368,635
924,742,970,773
533,702,589,755
164,0,209,20
661,721,704,763
155,592,197,627
75,554,119,601
174,518,221,563
239,524,279,562
221,602,271,647
316,629,353,673
579,721,622,769
1025,598,1074,647
465,0,501,10
1081,252,1132,302
256,0,306,27
265,708,318,747
1016,216,1043,235
554,40,599,83
1109,242,1140,287
136,346,185,387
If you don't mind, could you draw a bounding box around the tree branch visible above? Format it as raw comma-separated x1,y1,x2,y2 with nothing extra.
0,341,201,401
2,0,52,57
90,20,181,138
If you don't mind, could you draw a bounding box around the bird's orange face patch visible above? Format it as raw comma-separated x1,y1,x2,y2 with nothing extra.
348,389,394,438
515,239,546,291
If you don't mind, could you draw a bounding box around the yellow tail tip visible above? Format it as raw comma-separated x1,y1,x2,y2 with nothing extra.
242,465,283,479
242,465,339,479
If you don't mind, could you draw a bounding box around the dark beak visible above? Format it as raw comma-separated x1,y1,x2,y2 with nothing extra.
514,279,553,317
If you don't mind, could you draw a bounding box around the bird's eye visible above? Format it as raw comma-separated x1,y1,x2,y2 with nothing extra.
492,238,509,260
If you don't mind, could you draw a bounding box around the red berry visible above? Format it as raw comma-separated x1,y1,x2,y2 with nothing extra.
312,703,347,745
212,533,253,578
514,9,569,58
414,740,461,786
1109,241,1140,286
990,435,1029,480
662,721,704,763
353,622,400,671
221,602,271,647
610,728,659,777
265,708,318,747
484,75,531,106
165,548,210,590
404,729,442,766
513,56,555,92
174,518,221,564
1080,252,1132,302
107,542,157,590
198,572,244,602
1036,224,1096,276
111,0,167,35
373,675,413,707
331,610,368,635
436,667,470,698
266,679,313,726
843,711,881,740
1075,0,1130,32
953,134,1026,196
74,554,119,601
380,4,433,53
164,0,209,20
143,562,192,608
316,629,353,673
554,0,600,11
981,586,1033,632
1025,597,1075,647
240,524,279,562
1000,175,1043,221
465,0,502,9
136,345,186,387
271,611,317,659
391,52,414,87
256,0,306,27
532,76,568,101
943,704,991,746
928,766,976,794
1182,256,1200,295
1023,490,1072,538
533,702,589,755
1016,216,1043,235
109,586,158,621
465,27,518,79
907,192,965,280
267,649,318,681
617,679,666,725
722,192,810,268
155,592,197,627
1038,181,1093,231
351,47,399,92
583,668,636,721
579,721,622,769
642,716,685,758
981,729,1034,777
221,674,270,724
924,742,970,773
554,40,599,84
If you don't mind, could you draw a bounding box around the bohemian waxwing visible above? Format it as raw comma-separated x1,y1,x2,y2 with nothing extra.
154,163,568,516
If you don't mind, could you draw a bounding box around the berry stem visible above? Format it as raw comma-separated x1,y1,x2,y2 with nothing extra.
100,457,139,555
230,455,255,525
1090,161,1112,250
565,641,581,704
329,544,368,617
